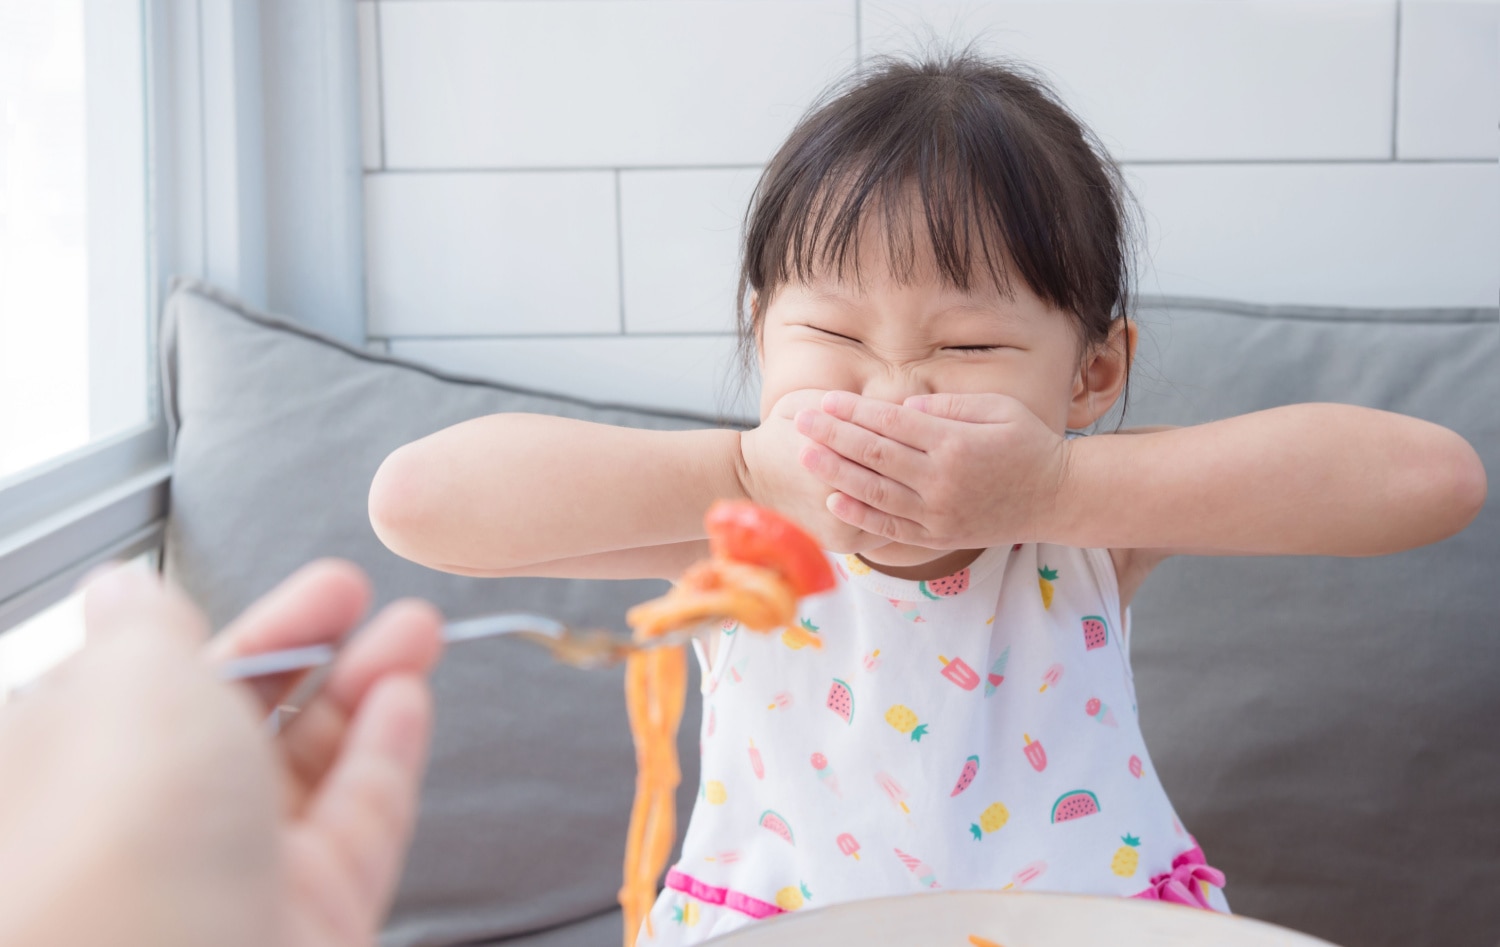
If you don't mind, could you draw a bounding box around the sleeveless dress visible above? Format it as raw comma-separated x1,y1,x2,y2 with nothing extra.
638,542,1229,944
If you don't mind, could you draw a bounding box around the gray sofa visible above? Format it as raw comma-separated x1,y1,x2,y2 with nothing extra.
159,280,1498,947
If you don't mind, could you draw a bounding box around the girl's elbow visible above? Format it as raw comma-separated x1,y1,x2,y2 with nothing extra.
1444,437,1488,533
1415,432,1488,543
368,443,441,565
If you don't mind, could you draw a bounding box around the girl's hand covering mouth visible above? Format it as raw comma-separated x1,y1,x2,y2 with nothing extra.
738,388,888,556
795,390,1068,550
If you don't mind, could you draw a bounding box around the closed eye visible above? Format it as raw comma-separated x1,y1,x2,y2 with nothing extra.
803,325,861,343
946,345,1003,353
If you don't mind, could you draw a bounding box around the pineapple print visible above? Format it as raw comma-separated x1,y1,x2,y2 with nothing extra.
844,554,872,576
781,617,821,650
885,704,930,742
1038,565,1059,609
776,882,812,911
672,901,701,926
704,780,728,805
970,802,1010,840
1111,835,1141,877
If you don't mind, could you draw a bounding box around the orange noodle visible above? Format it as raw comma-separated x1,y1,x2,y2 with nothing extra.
618,502,835,946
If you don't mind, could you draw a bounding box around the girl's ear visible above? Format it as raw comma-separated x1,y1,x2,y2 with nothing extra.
1067,317,1137,430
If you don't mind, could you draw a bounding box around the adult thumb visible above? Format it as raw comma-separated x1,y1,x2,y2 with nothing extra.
905,392,1017,424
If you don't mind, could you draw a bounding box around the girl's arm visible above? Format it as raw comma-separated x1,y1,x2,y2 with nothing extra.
369,390,878,581
368,414,746,580
1057,403,1487,557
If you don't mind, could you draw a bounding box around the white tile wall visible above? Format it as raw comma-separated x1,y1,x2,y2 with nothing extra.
620,168,762,334
1396,0,1500,159
365,172,620,336
357,1,381,170
1129,162,1499,307
360,0,1499,414
378,0,857,169
863,0,1398,161
389,334,757,418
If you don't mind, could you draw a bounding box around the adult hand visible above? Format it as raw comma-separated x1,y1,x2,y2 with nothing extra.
0,560,442,947
739,388,883,554
794,391,1070,548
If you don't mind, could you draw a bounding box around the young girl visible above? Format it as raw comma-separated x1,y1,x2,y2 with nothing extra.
368,52,1485,944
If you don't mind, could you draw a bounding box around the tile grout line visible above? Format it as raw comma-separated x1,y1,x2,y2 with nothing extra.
1391,0,1402,161
361,158,1493,176
854,0,862,65
615,168,627,334
374,0,388,171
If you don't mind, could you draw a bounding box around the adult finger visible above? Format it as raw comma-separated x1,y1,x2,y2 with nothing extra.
275,598,443,805
796,408,925,482
821,391,941,451
206,559,371,663
81,562,209,651
824,492,930,546
798,442,924,520
905,392,1020,424
298,674,432,917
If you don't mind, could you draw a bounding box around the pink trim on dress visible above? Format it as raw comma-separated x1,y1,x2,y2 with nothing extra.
1130,846,1226,910
665,868,785,920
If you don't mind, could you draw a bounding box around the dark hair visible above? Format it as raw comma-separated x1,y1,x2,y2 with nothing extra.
734,47,1138,420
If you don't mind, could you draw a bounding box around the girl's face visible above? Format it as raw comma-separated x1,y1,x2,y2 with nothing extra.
753,210,1126,568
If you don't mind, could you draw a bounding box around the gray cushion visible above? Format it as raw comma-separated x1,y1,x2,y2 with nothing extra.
159,279,715,947
1121,298,1499,947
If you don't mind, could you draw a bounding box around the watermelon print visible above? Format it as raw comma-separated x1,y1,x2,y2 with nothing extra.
759,810,795,844
826,678,854,723
1082,615,1109,651
950,755,980,797
1051,790,1101,823
919,567,970,599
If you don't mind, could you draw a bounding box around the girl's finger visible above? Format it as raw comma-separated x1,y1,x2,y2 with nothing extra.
824,492,929,545
799,443,924,520
796,408,925,482
905,392,1018,424
298,674,432,916
822,391,940,450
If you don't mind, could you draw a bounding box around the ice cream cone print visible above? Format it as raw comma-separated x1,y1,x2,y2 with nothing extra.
810,752,842,797
1085,697,1118,727
894,848,940,888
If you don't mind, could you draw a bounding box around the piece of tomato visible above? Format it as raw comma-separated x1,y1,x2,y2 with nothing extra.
703,500,835,597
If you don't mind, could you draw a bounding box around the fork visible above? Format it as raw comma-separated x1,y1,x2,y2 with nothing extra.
216,611,718,734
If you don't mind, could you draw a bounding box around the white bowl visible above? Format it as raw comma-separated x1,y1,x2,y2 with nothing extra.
706,891,1340,947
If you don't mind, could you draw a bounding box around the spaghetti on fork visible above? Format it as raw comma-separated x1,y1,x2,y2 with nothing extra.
618,501,835,947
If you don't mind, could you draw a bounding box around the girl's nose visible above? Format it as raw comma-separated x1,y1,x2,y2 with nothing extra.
859,370,934,407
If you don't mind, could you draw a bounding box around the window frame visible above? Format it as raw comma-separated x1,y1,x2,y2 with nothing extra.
0,0,272,633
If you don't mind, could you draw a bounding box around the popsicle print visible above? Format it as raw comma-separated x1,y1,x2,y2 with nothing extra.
1039,662,1064,693
876,771,911,814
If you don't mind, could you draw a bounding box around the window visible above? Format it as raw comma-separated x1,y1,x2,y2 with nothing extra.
0,0,167,662
0,0,153,481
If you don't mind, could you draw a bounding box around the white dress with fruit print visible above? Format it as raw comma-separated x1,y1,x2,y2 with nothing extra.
638,542,1229,945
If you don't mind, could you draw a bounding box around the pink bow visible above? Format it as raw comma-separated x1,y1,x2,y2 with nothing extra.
1131,846,1226,910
